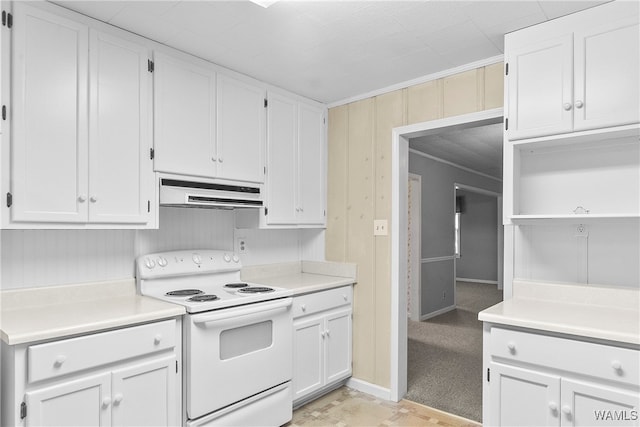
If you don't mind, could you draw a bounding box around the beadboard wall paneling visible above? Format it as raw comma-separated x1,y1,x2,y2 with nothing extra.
234,227,302,266
136,207,235,255
300,229,326,262
1,229,135,290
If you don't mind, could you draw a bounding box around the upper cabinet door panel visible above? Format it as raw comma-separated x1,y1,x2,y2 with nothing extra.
11,3,89,222
507,34,573,141
154,52,216,178
298,103,325,225
216,74,265,183
89,30,151,224
266,92,297,224
574,17,640,132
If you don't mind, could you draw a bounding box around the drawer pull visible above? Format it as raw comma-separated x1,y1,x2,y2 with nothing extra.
113,393,124,405
102,397,111,409
154,334,163,345
549,402,558,412
562,405,572,415
53,355,67,367
611,360,623,371
507,342,516,353
301,304,307,312
343,294,347,301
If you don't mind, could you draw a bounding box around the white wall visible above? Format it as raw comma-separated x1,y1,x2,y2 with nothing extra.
1,207,324,290
456,190,498,282
408,152,501,317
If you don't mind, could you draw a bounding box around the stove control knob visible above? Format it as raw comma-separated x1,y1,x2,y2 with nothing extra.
144,258,156,269
223,253,231,263
232,254,240,263
157,257,168,267
192,254,202,265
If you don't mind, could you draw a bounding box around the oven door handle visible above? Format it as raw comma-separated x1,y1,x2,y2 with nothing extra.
192,297,293,325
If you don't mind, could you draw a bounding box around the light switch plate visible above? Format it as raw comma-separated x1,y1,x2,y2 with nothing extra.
374,219,388,236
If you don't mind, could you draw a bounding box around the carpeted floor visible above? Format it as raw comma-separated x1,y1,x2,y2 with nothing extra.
405,281,503,422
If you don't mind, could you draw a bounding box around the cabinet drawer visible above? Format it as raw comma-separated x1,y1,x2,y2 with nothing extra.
293,286,352,318
491,327,639,386
28,319,176,383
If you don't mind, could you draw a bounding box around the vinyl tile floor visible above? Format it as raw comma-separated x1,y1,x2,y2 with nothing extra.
287,386,481,427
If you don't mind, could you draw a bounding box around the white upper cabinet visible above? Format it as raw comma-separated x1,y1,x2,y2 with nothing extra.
506,2,639,141
153,52,216,179
264,91,326,227
7,2,153,228
11,4,89,223
216,74,265,184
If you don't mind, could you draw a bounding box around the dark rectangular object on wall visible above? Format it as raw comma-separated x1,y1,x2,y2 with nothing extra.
456,196,466,213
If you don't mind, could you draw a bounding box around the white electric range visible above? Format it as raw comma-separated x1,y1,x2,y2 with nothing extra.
136,249,293,427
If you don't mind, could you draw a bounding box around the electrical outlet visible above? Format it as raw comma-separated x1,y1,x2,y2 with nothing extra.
237,237,247,254
374,219,388,236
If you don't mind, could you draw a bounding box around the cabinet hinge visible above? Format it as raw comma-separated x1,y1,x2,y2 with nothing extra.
264,207,268,216
150,147,155,160
264,98,268,108
2,11,12,28
505,118,509,131
147,59,154,73
176,360,178,373
147,200,150,213
487,368,490,382
324,210,326,217
2,105,6,120
505,63,509,76
264,166,266,175
6,192,12,208
323,117,326,125
20,402,26,420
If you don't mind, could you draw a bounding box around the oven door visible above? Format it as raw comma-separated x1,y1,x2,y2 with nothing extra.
186,297,293,420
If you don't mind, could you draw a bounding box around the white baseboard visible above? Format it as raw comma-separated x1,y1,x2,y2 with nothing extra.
346,378,392,401
456,277,498,285
419,304,455,321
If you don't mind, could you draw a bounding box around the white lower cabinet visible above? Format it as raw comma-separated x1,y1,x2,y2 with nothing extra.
485,326,639,426
1,319,181,427
292,286,352,405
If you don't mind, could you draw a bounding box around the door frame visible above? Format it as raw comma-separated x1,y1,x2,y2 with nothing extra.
408,173,422,322
390,107,504,401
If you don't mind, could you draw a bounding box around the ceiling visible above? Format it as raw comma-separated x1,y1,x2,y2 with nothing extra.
410,122,504,179
51,0,607,181
53,0,607,105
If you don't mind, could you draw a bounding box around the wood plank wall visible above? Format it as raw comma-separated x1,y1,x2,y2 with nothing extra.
326,62,504,389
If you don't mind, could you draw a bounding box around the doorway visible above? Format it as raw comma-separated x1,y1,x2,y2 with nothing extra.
390,108,504,403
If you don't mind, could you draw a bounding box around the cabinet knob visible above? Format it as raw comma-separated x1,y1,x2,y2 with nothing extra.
549,401,558,412
326,329,330,337
53,355,67,367
90,196,97,203
575,100,584,109
113,393,124,405
507,342,516,353
154,334,163,345
321,331,325,338
301,304,306,312
611,360,623,371
562,405,572,415
296,208,300,212
563,103,572,111
300,208,304,212
211,157,217,162
218,158,223,163
343,294,347,301
102,397,111,409
78,195,87,203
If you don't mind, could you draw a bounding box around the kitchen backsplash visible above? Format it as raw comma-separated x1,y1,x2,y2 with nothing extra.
1,207,325,290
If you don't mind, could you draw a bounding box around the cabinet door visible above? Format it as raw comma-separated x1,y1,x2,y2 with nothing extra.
293,316,324,401
216,74,265,183
154,52,216,178
25,372,111,427
111,354,178,427
88,29,151,224
507,34,573,140
573,16,640,132
11,3,89,222
265,92,297,224
297,103,326,225
560,378,639,427
489,362,561,427
324,308,352,384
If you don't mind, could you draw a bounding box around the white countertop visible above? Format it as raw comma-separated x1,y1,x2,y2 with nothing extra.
242,260,357,296
1,280,185,345
479,280,640,345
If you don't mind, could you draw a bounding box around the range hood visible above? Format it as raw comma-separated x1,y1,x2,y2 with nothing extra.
159,179,263,209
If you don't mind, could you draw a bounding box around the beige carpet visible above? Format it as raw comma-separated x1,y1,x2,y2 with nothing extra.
405,281,503,422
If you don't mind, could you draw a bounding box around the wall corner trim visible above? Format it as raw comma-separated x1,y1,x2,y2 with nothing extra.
346,378,393,401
